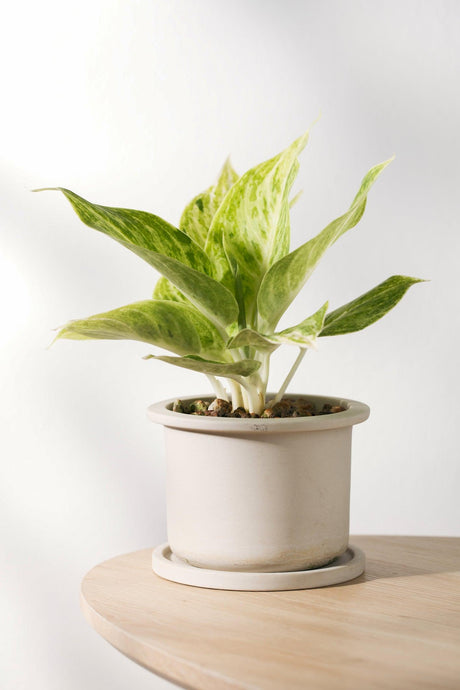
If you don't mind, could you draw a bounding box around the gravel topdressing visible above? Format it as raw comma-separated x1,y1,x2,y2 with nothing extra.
172,397,346,418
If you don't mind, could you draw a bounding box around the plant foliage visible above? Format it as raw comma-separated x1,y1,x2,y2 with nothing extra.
39,131,423,414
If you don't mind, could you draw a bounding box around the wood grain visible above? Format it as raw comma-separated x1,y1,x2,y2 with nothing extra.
81,536,460,690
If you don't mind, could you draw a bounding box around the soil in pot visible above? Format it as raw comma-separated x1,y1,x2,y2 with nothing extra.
172,397,346,418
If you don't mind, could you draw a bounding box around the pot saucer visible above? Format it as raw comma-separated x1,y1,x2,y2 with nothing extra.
152,544,365,591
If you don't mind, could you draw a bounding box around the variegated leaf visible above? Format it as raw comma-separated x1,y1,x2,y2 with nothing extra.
39,188,212,274
180,158,238,248
152,276,188,302
228,302,328,351
180,185,213,247
320,276,424,336
55,300,227,358
258,158,393,330
154,158,238,306
270,302,328,347
227,328,279,352
138,251,238,327
143,354,261,378
205,132,309,316
37,187,238,328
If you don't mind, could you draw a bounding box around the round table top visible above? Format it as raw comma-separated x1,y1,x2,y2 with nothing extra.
81,536,460,690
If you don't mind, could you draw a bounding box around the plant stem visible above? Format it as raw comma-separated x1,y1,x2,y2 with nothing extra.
272,348,307,405
241,387,250,411
246,383,264,414
259,352,270,399
232,377,263,414
256,389,265,414
229,380,244,409
206,375,228,401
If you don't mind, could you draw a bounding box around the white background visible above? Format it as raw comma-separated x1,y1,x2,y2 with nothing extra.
1,1,459,688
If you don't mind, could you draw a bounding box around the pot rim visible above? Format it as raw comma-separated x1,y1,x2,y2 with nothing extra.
147,393,370,433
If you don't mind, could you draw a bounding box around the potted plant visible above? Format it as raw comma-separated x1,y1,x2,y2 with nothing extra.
38,130,422,585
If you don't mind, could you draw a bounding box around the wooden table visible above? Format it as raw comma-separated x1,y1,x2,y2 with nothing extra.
81,536,460,689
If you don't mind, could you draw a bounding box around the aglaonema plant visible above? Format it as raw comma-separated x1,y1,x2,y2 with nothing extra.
37,130,423,415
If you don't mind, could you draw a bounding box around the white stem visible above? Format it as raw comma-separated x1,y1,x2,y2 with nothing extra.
259,353,270,399
247,387,264,415
232,377,262,414
272,348,307,405
206,375,228,401
241,387,250,411
256,389,265,414
229,380,244,409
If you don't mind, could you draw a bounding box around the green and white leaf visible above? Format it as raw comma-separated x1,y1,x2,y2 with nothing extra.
38,188,238,328
39,187,212,274
228,302,328,351
271,301,328,347
320,276,424,337
152,276,188,303
180,158,238,248
138,252,238,327
155,158,238,306
227,328,280,352
55,299,228,358
143,354,261,378
205,132,309,313
258,158,393,330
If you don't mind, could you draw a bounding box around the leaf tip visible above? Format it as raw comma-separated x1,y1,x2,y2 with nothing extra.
378,155,395,172
312,110,322,127
395,274,428,285
46,329,62,349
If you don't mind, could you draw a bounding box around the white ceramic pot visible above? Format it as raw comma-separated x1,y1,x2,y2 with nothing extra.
148,394,369,573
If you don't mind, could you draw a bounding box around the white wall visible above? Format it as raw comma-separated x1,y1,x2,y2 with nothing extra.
1,1,459,688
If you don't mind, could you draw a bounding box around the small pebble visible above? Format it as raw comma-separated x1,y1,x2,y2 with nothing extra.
189,399,209,415
208,398,232,416
172,399,185,413
232,407,251,418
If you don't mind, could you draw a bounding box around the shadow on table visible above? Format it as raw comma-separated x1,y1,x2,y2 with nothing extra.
331,535,460,587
